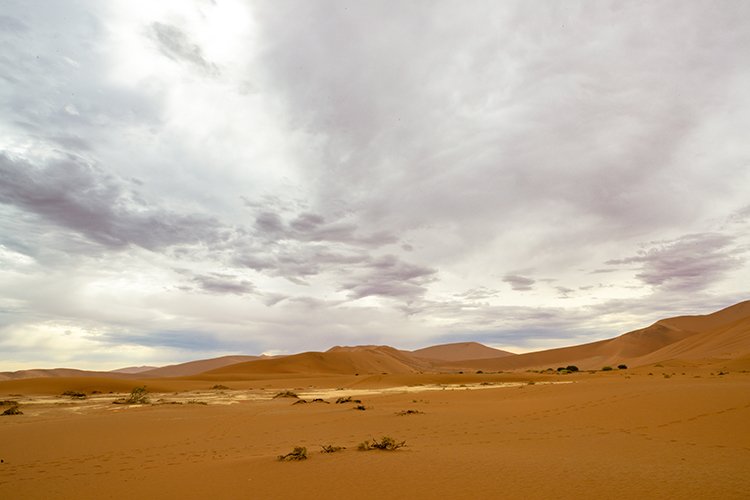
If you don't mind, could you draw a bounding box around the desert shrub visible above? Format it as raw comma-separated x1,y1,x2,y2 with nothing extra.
396,409,423,416
211,384,230,390
566,365,579,372
476,370,484,374
114,386,150,405
320,444,345,453
2,405,22,416
311,398,329,404
277,446,307,461
358,436,406,451
186,400,208,405
556,367,566,372
617,364,628,370
273,391,299,399
62,390,87,399
292,399,308,405
354,405,367,411
335,396,361,404
126,386,150,404
601,366,613,371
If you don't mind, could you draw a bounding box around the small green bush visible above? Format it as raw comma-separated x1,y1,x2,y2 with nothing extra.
358,436,406,451
566,365,579,372
278,446,307,461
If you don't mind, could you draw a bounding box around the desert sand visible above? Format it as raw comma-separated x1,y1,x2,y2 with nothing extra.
1,302,750,499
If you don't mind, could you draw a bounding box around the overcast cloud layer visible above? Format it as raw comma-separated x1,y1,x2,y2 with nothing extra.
1,1,749,370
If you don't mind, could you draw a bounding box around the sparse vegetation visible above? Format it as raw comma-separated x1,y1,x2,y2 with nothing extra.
292,399,308,405
320,444,345,453
113,386,150,405
277,446,307,461
186,400,208,405
566,365,579,372
335,396,361,404
617,364,628,370
396,409,423,416
602,366,613,371
211,384,230,390
358,436,406,451
62,390,87,399
2,405,22,416
273,391,299,399
354,405,367,411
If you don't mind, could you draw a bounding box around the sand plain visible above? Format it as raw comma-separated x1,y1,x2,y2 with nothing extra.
1,368,749,500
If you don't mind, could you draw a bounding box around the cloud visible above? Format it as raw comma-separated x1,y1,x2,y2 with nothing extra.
0,152,220,251
147,22,219,76
191,273,254,295
1,1,750,369
503,274,535,291
606,233,745,292
341,254,436,300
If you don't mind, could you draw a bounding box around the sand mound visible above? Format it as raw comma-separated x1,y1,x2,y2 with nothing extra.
450,300,750,371
137,355,265,378
411,341,515,361
0,368,137,382
200,346,433,378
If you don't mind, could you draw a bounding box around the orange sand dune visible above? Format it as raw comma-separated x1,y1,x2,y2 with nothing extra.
449,300,750,371
137,355,266,378
0,368,137,382
410,341,515,361
201,346,434,379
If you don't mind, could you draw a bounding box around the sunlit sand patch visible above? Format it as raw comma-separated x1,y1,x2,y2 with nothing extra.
298,381,572,400
3,381,572,416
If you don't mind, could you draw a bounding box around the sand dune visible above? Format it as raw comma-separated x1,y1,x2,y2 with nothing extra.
410,341,515,361
447,300,750,371
110,365,159,374
137,355,266,378
201,346,434,379
0,368,137,382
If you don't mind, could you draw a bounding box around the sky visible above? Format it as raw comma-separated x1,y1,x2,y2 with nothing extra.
1,1,749,371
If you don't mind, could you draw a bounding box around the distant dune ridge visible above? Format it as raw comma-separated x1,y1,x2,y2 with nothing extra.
135,355,265,378
410,341,515,361
2,300,749,380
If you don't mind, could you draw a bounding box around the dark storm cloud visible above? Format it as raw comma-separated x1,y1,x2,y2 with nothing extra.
503,274,535,291
0,153,220,251
606,233,745,292
147,22,219,76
